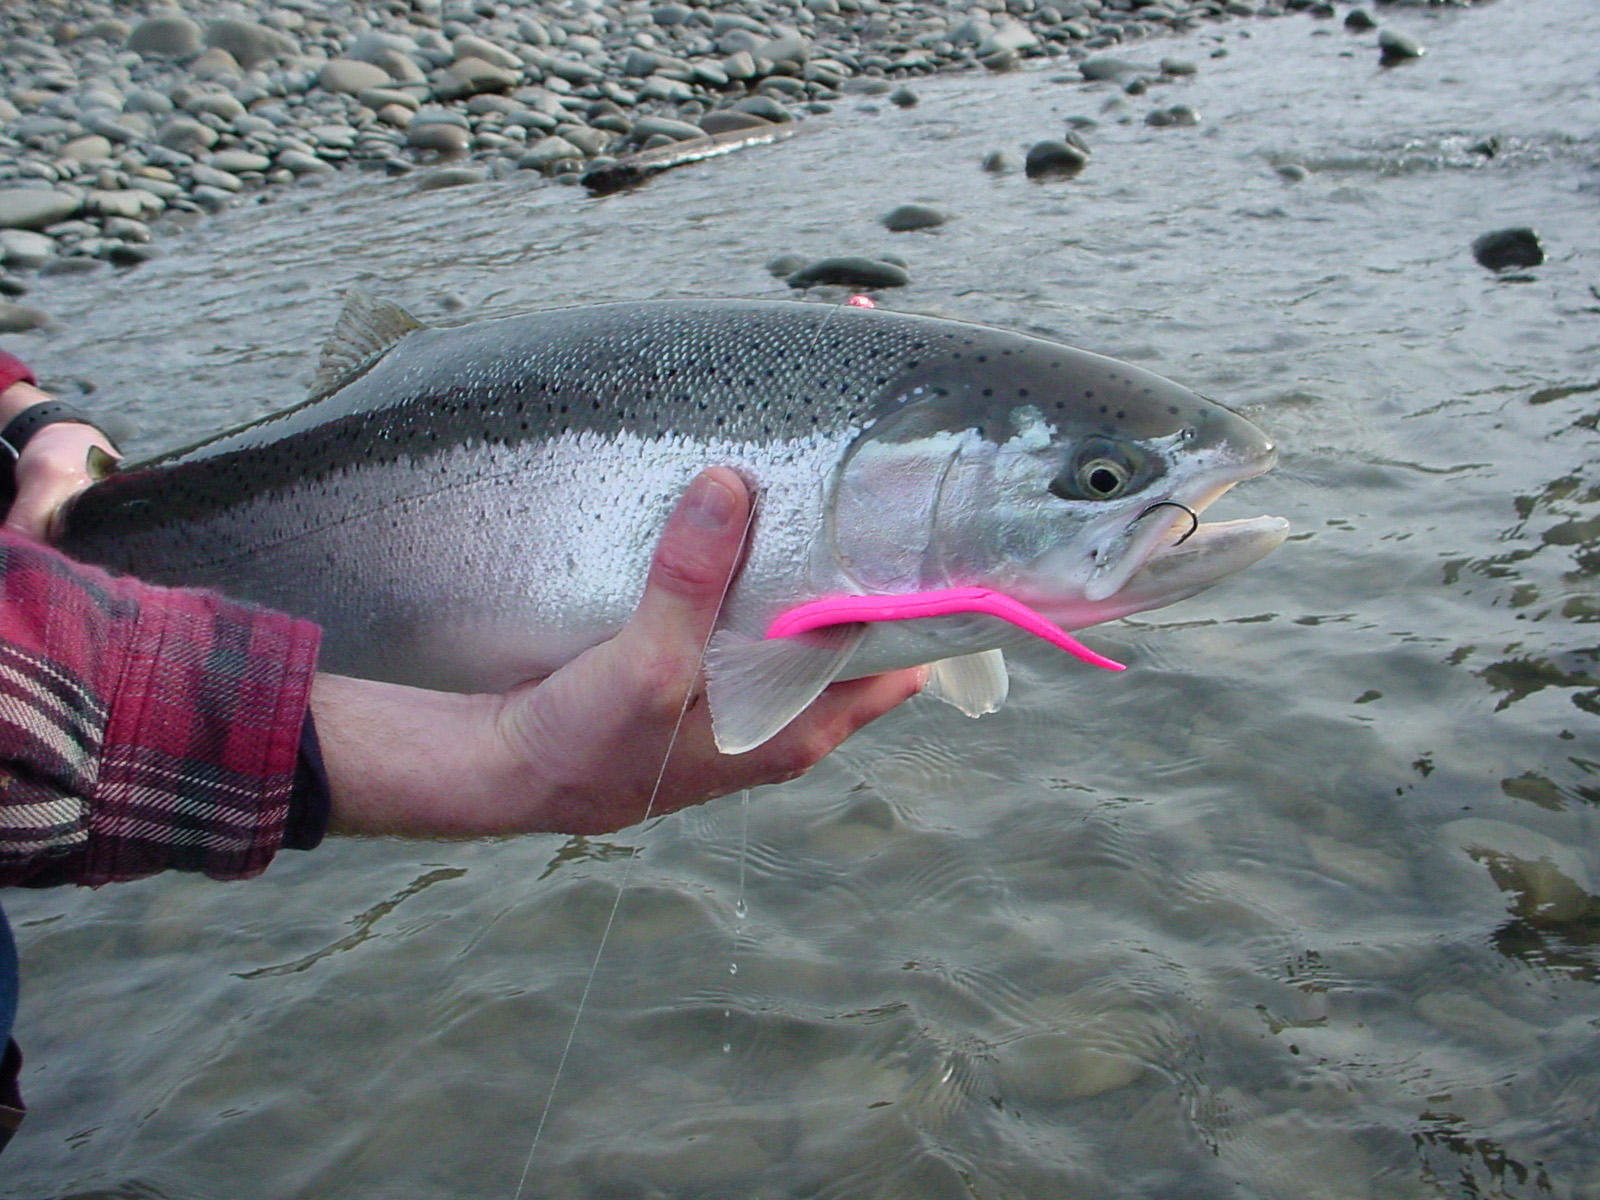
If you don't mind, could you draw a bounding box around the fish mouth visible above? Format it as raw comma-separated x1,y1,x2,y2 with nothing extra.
1082,444,1279,605
1025,509,1289,631
1021,450,1287,629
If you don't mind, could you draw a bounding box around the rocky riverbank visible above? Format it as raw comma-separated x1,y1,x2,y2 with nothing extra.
0,0,1447,325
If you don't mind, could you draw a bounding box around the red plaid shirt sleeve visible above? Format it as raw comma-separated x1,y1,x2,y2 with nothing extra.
0,352,34,395
0,532,321,886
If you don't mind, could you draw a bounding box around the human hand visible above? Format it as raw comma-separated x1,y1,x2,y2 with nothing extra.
316,468,927,838
0,380,121,542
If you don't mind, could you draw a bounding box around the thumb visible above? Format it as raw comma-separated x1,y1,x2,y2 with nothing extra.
627,467,753,644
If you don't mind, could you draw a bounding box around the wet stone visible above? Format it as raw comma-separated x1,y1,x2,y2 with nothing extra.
126,15,202,58
629,115,705,144
787,256,910,290
0,189,80,231
209,150,273,175
699,110,770,135
882,203,946,231
518,136,584,171
0,301,54,332
765,252,807,277
994,1035,1144,1105
155,117,218,156
1081,55,1142,80
1378,29,1425,64
1472,227,1544,272
320,59,394,95
204,18,296,70
731,95,794,124
889,86,919,108
435,56,521,100
415,166,488,191
0,230,55,270
188,164,243,193
1025,139,1089,179
1345,8,1376,30
407,123,471,155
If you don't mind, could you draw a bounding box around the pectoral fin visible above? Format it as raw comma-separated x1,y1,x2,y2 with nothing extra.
926,649,1010,717
705,624,866,755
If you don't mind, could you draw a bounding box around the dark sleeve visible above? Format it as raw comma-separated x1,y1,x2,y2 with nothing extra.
0,532,322,887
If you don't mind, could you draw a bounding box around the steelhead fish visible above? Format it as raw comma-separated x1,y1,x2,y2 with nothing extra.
59,296,1288,753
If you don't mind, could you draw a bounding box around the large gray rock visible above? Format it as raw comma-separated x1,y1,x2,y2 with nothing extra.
0,230,56,270
188,48,242,80
127,15,202,58
518,135,584,171
155,116,218,155
630,115,705,144
276,150,337,177
319,59,392,94
205,19,296,69
188,164,244,192
0,303,55,333
434,57,520,100
60,135,114,163
347,31,418,64
452,35,520,69
0,189,80,231
786,256,910,290
406,123,470,155
208,150,272,174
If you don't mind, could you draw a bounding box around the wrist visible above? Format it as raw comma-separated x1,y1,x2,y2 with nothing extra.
313,673,554,838
0,380,53,424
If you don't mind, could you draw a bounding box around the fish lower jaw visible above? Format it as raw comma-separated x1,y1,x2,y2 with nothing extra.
1027,514,1289,628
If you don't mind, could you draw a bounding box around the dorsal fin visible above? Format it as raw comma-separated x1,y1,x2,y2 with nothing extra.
308,292,425,401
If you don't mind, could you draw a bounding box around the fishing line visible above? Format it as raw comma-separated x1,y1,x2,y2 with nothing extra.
512,292,866,1194
511,496,759,1200
722,786,752,1055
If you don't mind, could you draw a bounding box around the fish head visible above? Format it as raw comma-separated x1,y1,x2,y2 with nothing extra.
828,333,1287,628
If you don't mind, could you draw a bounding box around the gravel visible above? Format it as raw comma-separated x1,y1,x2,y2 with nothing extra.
0,0,1450,282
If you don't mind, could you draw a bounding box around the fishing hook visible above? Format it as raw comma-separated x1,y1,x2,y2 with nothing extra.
1135,499,1200,546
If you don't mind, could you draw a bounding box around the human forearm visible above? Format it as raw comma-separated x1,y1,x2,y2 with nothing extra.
311,673,529,837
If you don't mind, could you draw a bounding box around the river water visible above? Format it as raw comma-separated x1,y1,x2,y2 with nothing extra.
4,0,1599,1196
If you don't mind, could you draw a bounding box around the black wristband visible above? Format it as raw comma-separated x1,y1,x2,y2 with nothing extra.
0,401,106,461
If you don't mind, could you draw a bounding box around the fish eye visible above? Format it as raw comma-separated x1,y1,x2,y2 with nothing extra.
1077,458,1129,499
1049,441,1145,502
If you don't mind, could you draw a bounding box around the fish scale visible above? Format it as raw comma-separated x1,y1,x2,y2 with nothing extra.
59,297,1286,752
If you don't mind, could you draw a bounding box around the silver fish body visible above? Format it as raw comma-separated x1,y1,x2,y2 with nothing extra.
60,298,1287,751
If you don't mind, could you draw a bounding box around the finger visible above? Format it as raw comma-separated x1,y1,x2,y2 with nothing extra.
783,667,929,751
626,467,752,645
3,476,74,541
704,666,928,791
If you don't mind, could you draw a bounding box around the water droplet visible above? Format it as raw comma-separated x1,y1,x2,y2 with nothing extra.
729,962,739,975
734,899,747,920
722,1042,731,1054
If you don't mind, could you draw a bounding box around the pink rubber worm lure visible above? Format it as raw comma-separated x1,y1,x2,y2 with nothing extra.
764,588,1126,672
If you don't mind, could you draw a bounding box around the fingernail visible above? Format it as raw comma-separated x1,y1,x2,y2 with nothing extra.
684,473,736,532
